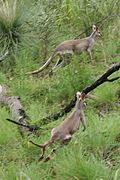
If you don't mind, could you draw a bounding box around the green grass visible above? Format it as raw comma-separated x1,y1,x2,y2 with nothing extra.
0,0,120,179
0,108,120,179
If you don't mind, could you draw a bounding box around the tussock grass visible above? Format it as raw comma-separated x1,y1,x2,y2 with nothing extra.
0,0,18,29
0,0,22,52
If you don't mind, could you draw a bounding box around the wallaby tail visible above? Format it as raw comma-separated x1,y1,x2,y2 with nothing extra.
6,118,39,131
6,118,29,128
26,52,56,75
29,140,44,148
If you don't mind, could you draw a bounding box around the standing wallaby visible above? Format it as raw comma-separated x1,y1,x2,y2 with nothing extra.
27,24,101,75
29,92,87,162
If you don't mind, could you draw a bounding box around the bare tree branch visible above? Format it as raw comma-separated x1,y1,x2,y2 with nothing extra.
40,63,120,125
82,63,120,94
106,77,120,82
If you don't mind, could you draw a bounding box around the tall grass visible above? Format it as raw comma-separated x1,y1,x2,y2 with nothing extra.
0,0,18,29
0,0,120,180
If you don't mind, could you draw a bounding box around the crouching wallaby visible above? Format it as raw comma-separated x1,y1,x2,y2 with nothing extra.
29,92,87,162
27,25,101,75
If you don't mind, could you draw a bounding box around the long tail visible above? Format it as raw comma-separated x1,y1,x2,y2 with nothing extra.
29,140,44,148
6,118,30,128
26,52,56,75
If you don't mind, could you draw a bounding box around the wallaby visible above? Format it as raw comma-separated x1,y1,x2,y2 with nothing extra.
29,92,87,162
27,25,101,75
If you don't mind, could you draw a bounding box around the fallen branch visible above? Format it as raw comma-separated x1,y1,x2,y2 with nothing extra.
40,63,120,124
0,85,39,135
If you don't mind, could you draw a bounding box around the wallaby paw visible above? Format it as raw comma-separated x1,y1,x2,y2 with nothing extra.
43,156,53,162
82,128,86,132
38,156,44,161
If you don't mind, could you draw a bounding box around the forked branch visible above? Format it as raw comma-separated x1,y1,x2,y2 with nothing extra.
41,63,120,124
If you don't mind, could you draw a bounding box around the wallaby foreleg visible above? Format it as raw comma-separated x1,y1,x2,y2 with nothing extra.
81,114,87,131
87,48,93,60
52,61,65,72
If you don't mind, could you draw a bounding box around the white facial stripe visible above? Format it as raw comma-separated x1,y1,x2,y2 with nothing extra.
76,92,81,99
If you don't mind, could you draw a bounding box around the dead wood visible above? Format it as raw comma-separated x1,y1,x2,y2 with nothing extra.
40,63,120,124
0,85,39,135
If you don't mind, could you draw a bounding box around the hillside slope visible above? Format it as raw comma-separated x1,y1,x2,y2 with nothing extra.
0,0,120,179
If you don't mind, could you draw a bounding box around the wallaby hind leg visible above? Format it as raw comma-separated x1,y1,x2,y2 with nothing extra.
64,54,72,65
39,139,54,160
52,54,72,73
52,55,65,71
48,55,64,76
44,145,61,162
29,139,54,160
39,147,45,160
55,54,72,68
53,61,65,72
87,48,93,60
44,135,72,162
50,53,72,74
46,136,72,161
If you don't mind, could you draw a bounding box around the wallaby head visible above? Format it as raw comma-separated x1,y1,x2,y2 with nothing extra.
92,24,101,38
77,92,96,101
76,92,86,101
76,92,86,109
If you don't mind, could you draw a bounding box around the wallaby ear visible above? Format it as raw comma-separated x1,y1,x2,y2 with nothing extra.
76,92,81,99
92,24,97,31
76,92,86,100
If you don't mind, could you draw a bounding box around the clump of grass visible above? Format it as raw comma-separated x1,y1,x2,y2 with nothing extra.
0,0,23,53
0,107,18,145
89,82,119,111
56,146,111,180
0,0,18,29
